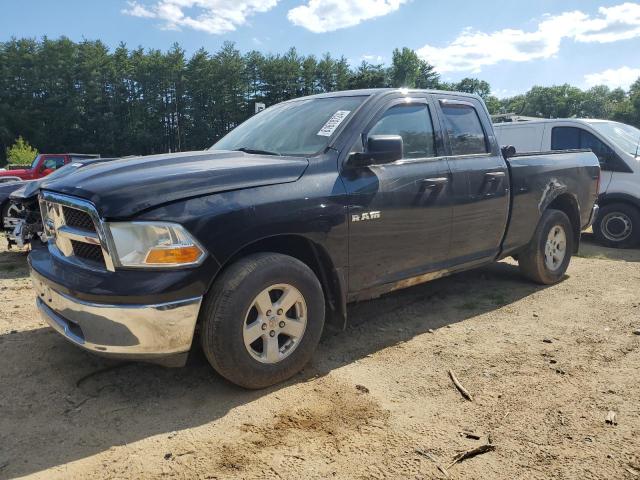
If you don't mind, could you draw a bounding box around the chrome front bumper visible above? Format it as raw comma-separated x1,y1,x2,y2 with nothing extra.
32,272,202,364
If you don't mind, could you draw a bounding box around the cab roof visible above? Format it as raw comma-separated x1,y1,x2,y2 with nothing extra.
283,88,483,102
493,118,616,127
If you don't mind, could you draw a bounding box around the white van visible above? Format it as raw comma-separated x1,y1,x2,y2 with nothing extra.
494,119,640,248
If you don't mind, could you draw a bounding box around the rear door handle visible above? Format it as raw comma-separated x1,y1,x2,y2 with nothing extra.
485,172,506,185
422,177,449,186
482,171,507,197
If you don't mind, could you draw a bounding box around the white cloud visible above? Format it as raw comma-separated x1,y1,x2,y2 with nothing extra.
493,88,521,99
584,66,640,89
122,0,279,34
361,54,384,64
125,3,156,18
287,0,408,33
417,2,640,73
575,2,640,42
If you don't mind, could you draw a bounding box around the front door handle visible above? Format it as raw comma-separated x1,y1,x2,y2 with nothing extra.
414,177,449,206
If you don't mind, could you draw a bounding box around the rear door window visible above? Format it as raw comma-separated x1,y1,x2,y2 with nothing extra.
441,103,489,156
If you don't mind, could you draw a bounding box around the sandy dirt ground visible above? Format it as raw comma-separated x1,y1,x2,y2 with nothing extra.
0,235,639,479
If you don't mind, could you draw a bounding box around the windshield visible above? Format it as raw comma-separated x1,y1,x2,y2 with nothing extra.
211,96,366,156
587,121,640,157
30,154,41,169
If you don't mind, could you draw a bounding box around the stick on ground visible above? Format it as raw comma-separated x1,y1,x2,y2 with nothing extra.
448,444,496,469
415,449,449,477
449,369,473,401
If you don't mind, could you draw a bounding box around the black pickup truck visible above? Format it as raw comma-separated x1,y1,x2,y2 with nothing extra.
27,89,600,388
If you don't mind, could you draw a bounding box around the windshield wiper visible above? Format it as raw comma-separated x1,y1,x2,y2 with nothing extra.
234,147,281,156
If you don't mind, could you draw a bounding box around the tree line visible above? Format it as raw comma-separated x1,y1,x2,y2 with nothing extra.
1,37,639,164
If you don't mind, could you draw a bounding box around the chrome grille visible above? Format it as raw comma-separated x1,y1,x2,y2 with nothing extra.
39,192,115,271
62,206,95,232
71,240,105,264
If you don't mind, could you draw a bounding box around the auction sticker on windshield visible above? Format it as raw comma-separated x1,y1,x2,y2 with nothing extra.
317,111,351,137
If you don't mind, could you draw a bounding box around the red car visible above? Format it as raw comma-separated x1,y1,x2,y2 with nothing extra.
0,153,99,181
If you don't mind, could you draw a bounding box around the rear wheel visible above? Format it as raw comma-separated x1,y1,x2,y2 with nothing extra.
200,253,325,389
518,209,574,285
593,203,640,249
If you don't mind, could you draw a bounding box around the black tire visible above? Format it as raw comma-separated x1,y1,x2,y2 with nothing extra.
1,201,13,237
200,252,325,389
1,201,9,225
593,203,640,249
518,209,574,285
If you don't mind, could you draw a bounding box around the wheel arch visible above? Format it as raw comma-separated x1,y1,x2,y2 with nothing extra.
546,193,581,253
211,234,347,330
597,192,640,210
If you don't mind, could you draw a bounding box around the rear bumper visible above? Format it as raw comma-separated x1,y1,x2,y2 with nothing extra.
31,268,202,365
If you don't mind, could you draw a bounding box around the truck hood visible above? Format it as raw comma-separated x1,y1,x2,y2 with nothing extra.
41,150,309,218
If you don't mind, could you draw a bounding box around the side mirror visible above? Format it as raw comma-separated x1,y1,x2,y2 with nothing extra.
348,135,403,167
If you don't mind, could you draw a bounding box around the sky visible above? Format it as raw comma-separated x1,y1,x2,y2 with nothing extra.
1,0,639,98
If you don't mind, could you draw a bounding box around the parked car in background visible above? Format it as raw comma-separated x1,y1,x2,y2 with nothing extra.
494,119,640,248
0,153,100,181
27,88,600,388
0,176,23,184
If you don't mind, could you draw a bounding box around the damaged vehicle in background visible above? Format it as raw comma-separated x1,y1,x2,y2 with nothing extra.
1,177,32,246
27,88,600,389
2,158,115,248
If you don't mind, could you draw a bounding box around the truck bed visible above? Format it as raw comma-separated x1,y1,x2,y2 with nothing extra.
501,149,600,256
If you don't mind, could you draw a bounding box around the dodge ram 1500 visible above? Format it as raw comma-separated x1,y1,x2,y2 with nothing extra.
27,89,600,388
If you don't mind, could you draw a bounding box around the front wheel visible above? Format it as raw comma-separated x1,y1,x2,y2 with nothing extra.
200,253,325,389
593,203,640,249
518,209,574,285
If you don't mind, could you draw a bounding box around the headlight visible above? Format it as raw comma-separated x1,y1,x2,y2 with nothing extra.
107,222,206,268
